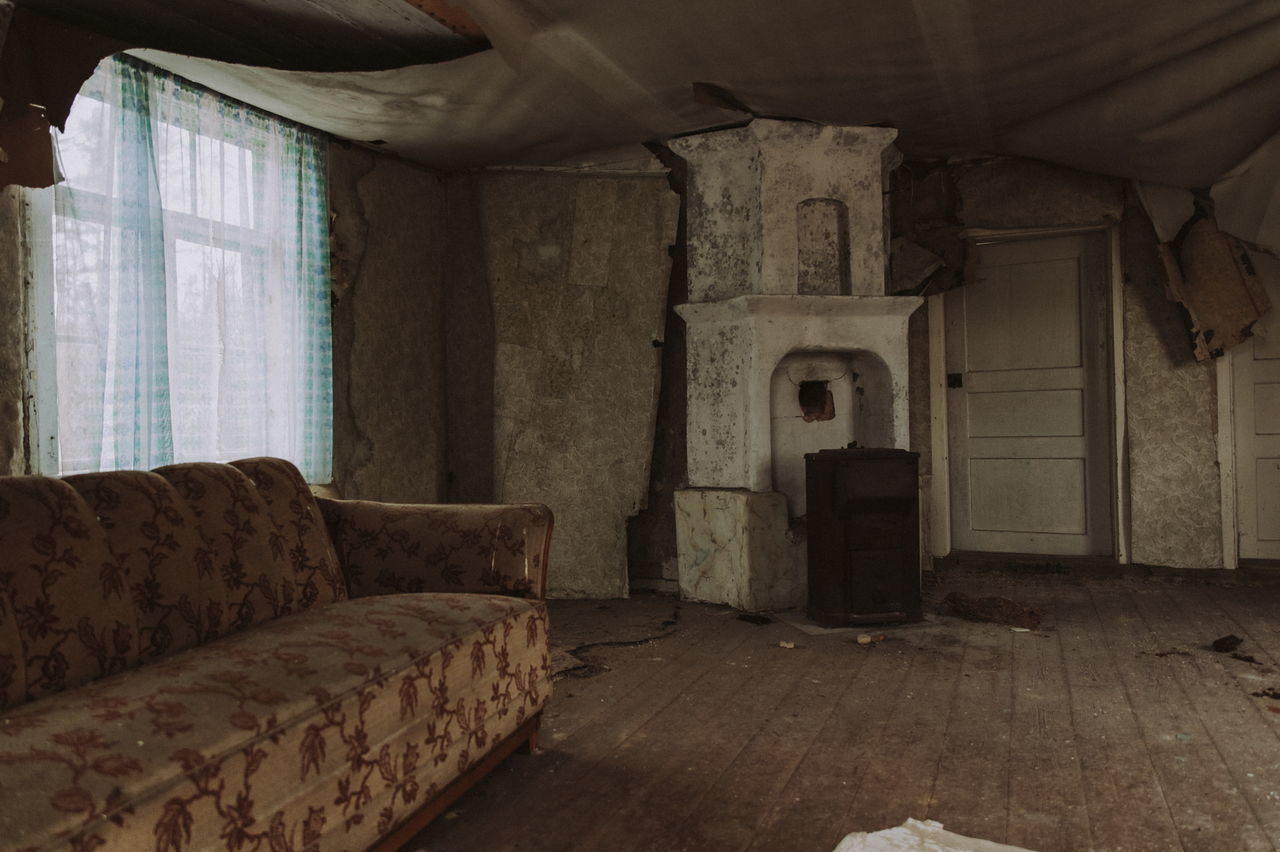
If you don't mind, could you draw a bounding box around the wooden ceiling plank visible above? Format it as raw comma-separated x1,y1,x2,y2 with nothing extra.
398,0,486,39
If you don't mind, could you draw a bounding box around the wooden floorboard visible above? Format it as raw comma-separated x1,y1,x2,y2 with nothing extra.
1089,583,1270,851
840,626,965,838
452,604,750,849
924,619,1014,841
575,629,805,851
634,632,850,852
1004,584,1092,852
747,633,925,851
408,571,1280,852
1058,582,1183,852
1142,585,1280,849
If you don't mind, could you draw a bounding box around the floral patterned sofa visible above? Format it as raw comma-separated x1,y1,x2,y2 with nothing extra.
0,457,553,852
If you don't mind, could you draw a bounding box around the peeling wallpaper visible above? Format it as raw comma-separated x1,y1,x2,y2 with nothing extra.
329,144,448,502
479,172,679,598
1121,206,1223,569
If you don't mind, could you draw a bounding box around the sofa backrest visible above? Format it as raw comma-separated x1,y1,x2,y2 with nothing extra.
0,458,346,711
65,470,226,660
228,457,347,609
0,477,141,708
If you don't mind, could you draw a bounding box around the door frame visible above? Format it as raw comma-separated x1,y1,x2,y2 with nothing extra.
928,224,1131,562
1217,353,1239,569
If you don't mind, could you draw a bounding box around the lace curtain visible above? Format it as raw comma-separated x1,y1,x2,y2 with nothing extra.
52,55,332,481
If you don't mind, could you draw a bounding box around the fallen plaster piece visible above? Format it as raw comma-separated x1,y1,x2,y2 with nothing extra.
833,818,1035,852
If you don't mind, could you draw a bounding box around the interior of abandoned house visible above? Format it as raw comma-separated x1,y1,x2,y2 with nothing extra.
2,1,1280,850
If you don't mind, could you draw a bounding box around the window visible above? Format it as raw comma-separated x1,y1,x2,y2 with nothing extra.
37,55,332,481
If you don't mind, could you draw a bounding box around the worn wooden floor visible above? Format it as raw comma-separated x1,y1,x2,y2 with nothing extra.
409,569,1280,852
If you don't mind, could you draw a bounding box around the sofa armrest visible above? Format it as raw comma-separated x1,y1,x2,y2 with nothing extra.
317,498,553,600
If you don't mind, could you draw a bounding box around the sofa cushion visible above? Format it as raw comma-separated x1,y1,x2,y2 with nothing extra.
152,463,298,634
65,471,227,661
229,458,348,608
0,478,139,709
0,593,551,852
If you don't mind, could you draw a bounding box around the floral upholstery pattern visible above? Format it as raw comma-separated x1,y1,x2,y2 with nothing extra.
0,585,24,711
151,464,299,634
319,500,552,600
0,478,138,708
228,459,347,608
65,472,226,662
0,459,553,851
0,593,550,852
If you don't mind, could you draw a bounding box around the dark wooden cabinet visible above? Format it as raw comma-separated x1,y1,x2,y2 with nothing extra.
805,448,921,626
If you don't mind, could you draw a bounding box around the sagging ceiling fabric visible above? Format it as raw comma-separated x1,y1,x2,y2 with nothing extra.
4,0,1280,247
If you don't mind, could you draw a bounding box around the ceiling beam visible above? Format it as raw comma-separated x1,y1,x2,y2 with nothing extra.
400,0,486,39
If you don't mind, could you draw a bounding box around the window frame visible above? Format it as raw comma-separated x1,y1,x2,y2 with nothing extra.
29,54,332,481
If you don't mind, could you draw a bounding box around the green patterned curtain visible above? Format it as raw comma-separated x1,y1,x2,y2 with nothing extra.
53,55,332,481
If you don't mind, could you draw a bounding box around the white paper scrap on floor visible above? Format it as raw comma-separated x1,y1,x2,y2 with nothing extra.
833,819,1035,852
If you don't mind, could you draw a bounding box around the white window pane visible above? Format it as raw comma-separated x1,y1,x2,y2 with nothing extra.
157,121,194,216
52,218,107,474
171,239,224,461
53,213,106,339
48,55,331,480
58,97,110,195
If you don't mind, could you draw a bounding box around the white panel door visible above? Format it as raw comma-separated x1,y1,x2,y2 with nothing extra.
946,233,1113,555
1234,255,1280,560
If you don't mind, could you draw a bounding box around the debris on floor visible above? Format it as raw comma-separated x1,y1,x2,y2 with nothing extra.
856,633,887,646
552,608,684,681
738,613,774,625
833,818,1034,851
1251,688,1280,699
778,640,797,649
1205,635,1267,666
1154,649,1192,658
1212,634,1244,653
777,612,858,636
554,656,611,680
944,592,1044,630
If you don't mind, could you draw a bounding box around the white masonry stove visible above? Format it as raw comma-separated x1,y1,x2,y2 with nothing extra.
671,120,921,612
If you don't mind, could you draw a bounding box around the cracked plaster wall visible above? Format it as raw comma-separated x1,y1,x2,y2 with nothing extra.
907,303,932,566
329,143,447,502
478,172,679,598
441,174,495,504
0,186,27,476
627,168,687,585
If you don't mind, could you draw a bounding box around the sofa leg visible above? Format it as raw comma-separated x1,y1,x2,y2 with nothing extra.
517,715,540,754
